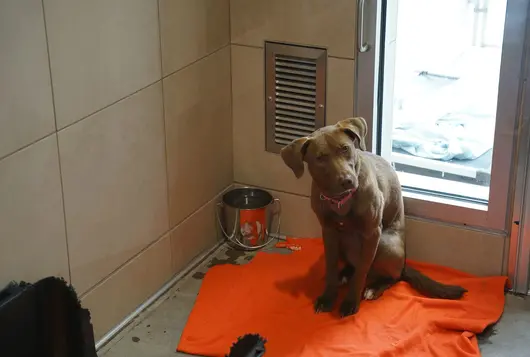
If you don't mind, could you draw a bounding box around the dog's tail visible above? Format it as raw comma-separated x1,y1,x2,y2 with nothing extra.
401,265,467,299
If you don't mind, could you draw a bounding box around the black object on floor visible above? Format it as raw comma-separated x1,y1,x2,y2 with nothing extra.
226,333,267,357
0,277,98,357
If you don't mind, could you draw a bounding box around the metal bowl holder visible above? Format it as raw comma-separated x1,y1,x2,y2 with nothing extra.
216,198,281,250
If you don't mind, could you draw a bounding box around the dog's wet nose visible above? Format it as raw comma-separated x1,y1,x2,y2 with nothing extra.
341,177,354,189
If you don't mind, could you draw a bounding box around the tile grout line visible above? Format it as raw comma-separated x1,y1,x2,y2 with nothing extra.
165,183,233,235
230,43,355,61
228,0,232,42
0,45,230,165
228,0,236,183
56,80,162,133
352,3,358,117
79,184,232,299
233,180,311,199
0,131,56,163
53,42,228,136
79,232,168,299
95,238,225,351
40,0,72,283
0,77,159,164
156,0,173,258
162,43,229,80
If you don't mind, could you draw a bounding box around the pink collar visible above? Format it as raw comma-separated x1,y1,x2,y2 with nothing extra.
319,189,355,209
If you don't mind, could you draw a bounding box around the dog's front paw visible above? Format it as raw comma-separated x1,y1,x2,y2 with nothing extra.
314,292,337,313
363,288,377,300
339,299,359,318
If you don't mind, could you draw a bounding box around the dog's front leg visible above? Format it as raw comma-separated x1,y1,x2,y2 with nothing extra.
339,225,381,317
314,227,340,313
340,191,384,318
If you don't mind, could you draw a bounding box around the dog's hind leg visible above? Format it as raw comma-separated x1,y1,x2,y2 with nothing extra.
363,277,396,300
363,229,404,300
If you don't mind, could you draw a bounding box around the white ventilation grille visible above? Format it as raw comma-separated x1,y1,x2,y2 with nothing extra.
265,42,327,153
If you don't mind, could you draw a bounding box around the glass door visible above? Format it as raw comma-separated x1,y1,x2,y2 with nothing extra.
355,0,529,231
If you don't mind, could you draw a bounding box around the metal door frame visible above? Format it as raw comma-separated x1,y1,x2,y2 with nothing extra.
508,9,530,293
354,0,530,232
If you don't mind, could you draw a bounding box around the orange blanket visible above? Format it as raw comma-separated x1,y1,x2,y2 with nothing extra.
177,238,507,357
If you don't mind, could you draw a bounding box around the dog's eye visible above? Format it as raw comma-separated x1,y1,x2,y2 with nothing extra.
339,145,350,154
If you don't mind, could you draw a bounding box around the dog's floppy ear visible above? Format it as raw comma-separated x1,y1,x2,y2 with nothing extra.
280,137,311,179
336,117,367,151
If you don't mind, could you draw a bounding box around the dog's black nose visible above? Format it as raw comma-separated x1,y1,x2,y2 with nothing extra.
341,177,354,189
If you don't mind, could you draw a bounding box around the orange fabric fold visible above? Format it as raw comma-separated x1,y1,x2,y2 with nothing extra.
177,238,507,357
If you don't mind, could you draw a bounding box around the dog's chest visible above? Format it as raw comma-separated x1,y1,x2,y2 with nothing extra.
322,210,364,233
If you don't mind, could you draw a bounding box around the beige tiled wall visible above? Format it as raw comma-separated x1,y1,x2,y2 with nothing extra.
164,47,233,227
229,0,506,277
0,0,231,340
230,0,357,59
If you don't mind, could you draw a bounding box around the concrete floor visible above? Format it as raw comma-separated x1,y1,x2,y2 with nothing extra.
99,244,530,357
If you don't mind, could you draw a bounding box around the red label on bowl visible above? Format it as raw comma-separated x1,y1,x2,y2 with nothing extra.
239,208,266,246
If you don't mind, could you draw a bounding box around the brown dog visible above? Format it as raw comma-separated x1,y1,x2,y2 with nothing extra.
280,117,467,317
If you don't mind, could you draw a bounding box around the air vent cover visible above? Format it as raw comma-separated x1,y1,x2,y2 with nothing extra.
265,42,327,153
